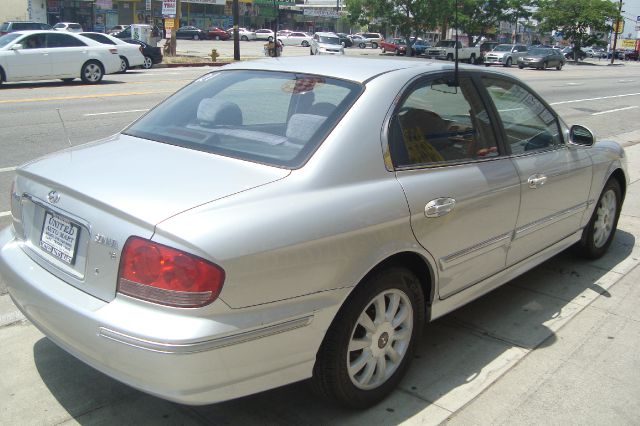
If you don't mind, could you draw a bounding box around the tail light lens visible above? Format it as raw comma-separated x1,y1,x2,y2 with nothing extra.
117,237,225,308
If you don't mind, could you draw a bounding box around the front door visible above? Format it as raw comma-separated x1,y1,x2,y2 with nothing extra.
480,76,592,266
45,33,90,78
389,74,521,299
6,34,51,80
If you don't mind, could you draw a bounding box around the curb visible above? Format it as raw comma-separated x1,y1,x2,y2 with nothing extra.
154,61,231,68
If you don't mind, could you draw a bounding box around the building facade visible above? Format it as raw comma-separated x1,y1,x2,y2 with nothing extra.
1,0,48,24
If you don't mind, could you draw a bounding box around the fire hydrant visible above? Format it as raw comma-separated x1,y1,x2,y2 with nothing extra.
210,49,219,62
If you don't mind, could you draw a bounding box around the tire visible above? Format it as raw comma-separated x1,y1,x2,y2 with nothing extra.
574,179,622,259
359,42,366,49
518,64,524,69
311,266,425,408
301,40,309,47
542,61,548,70
193,34,200,40
447,53,454,61
268,36,273,42
485,63,491,67
395,49,400,56
80,61,104,84
556,62,563,70
118,56,129,73
371,42,378,49
241,35,248,41
469,54,476,64
310,48,314,55
142,56,153,69
504,57,512,67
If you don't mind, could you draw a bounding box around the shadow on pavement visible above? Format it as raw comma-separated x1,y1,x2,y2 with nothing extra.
0,80,125,91
32,231,635,425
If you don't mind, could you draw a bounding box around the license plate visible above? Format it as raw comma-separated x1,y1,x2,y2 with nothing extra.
39,212,80,265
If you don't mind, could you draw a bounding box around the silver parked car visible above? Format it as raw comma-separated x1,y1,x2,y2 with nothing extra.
484,43,528,67
0,57,628,408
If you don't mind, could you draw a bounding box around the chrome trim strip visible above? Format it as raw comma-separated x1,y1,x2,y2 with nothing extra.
440,232,511,271
98,315,314,354
514,202,587,240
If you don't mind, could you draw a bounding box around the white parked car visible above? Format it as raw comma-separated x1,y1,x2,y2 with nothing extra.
310,32,344,55
80,32,145,73
254,29,275,41
0,31,121,85
279,31,313,47
53,22,83,33
227,27,256,41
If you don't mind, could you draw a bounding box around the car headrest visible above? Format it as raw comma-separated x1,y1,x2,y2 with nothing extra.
197,99,243,127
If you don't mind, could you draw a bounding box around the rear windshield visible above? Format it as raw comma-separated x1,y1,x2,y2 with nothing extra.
69,24,82,29
124,70,362,168
53,23,65,28
319,36,340,44
13,23,42,30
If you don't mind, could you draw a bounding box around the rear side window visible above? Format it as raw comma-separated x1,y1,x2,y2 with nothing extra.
0,23,9,32
47,33,86,47
82,33,114,44
124,70,362,168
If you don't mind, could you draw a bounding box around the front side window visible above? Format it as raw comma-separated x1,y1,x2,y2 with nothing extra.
22,34,45,49
0,33,23,48
389,76,499,168
482,77,562,155
124,70,362,168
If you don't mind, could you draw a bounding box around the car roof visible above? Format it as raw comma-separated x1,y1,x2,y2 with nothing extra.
315,32,337,37
222,56,471,84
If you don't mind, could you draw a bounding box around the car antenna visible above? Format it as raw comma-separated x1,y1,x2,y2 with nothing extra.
56,108,72,146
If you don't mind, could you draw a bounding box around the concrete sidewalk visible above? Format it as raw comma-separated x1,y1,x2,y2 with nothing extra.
0,143,639,424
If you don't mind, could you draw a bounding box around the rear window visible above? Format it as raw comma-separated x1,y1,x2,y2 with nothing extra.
53,23,65,29
13,23,41,30
124,70,362,168
69,24,82,30
0,23,10,32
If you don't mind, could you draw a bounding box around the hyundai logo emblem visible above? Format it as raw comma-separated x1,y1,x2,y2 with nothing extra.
47,191,60,204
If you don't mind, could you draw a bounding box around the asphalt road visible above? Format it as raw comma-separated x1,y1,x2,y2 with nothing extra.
1,60,638,225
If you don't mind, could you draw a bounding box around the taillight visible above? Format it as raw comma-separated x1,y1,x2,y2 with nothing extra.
117,237,225,308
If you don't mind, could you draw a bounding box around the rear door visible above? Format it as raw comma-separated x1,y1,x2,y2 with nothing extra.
480,76,592,266
389,73,521,299
45,33,89,77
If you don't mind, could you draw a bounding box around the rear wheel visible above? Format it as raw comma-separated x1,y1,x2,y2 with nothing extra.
80,61,104,84
193,34,200,40
311,266,424,408
447,53,454,61
371,42,378,49
574,179,622,259
241,35,248,41
142,56,153,69
118,56,129,73
469,53,476,64
359,42,366,49
301,40,309,47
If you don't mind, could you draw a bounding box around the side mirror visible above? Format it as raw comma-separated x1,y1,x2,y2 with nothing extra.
569,124,595,146
10,43,23,50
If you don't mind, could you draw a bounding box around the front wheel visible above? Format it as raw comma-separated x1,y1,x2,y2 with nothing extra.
504,57,512,67
193,34,200,40
301,40,309,47
80,61,104,84
311,267,424,408
359,42,366,49
447,53,454,61
574,179,622,259
468,54,476,65
371,42,378,49
556,62,563,70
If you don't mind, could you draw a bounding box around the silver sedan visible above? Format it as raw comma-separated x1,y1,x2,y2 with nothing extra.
0,57,628,408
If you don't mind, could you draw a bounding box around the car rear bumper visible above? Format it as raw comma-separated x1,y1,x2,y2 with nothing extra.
0,226,342,405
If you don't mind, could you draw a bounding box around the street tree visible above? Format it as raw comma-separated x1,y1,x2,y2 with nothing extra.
534,0,619,60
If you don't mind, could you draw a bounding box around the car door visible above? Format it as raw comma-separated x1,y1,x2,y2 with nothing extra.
389,73,521,299
480,76,592,266
45,33,89,77
4,33,52,80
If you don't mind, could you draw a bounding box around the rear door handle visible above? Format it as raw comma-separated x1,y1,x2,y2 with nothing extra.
425,197,456,218
527,174,547,189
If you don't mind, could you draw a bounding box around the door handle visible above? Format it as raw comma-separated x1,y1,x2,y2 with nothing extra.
527,174,547,189
425,197,456,218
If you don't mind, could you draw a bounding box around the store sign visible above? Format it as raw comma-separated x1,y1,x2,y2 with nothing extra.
165,18,175,29
162,0,177,16
303,9,341,18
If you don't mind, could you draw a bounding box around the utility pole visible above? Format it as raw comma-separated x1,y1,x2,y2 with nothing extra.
610,0,623,64
233,0,240,60
169,0,181,56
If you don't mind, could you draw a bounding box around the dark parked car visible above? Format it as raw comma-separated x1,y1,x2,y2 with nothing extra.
123,38,163,69
410,39,430,56
336,33,353,47
0,21,52,36
517,47,565,70
207,27,229,40
562,47,587,61
176,26,207,40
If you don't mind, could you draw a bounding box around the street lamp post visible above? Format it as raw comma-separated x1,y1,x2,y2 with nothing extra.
610,0,623,64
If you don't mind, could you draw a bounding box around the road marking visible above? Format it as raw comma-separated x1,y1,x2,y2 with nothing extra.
565,82,582,86
84,109,149,117
0,90,174,104
0,166,17,173
591,106,638,116
550,92,640,106
0,211,10,218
